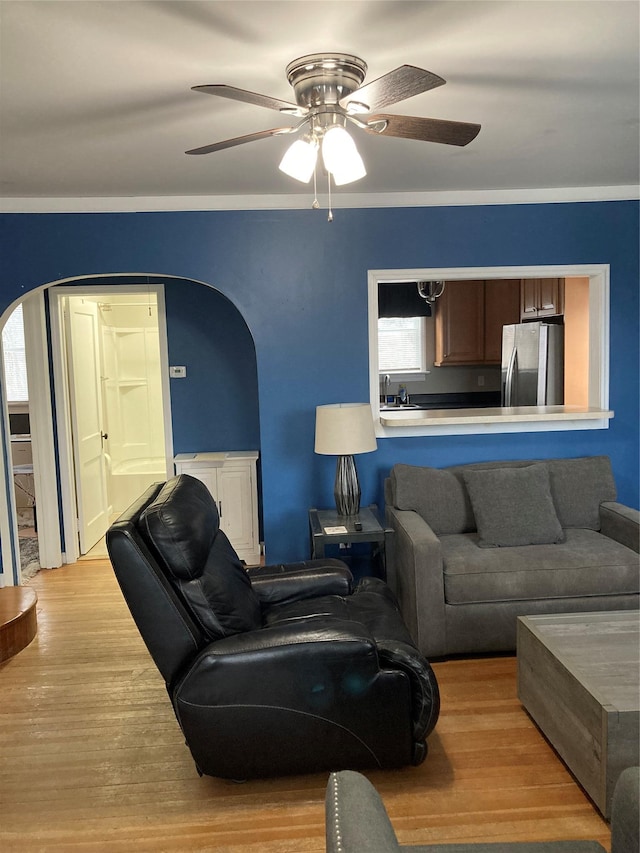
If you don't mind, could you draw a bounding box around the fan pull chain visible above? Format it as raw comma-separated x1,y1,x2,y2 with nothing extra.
327,172,333,222
312,165,319,210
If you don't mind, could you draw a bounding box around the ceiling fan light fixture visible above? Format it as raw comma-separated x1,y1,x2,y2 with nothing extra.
321,126,366,186
279,138,318,183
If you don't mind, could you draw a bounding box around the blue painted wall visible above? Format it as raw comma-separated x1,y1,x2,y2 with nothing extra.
163,278,260,452
1,201,638,562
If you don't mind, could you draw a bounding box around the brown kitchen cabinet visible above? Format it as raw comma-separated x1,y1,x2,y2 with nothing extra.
521,278,565,320
484,280,522,362
434,279,520,366
434,280,484,365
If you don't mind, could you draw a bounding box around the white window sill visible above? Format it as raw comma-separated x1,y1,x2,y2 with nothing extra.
376,405,614,437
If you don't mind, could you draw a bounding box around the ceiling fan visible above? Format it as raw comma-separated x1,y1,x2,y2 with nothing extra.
186,53,481,189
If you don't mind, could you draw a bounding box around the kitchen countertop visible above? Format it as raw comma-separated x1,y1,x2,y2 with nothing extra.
380,392,501,412
379,405,614,427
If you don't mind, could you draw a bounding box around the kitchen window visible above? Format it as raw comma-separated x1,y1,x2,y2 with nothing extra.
378,316,427,375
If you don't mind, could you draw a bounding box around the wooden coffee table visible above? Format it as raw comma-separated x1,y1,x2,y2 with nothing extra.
517,610,639,818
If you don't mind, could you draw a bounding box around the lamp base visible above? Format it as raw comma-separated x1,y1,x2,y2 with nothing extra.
334,454,361,517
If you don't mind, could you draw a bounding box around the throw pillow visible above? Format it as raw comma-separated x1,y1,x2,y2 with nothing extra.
462,464,564,547
391,464,475,535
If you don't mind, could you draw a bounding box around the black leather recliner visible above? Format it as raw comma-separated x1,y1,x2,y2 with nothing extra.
106,474,440,779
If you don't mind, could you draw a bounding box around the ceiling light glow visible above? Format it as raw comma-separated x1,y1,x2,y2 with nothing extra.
278,138,319,183
321,126,366,185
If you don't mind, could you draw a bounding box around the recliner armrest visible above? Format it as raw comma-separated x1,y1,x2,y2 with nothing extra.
248,559,353,606
175,617,382,703
197,615,374,657
600,502,640,553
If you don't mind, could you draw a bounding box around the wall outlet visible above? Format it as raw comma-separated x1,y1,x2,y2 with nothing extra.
169,365,187,378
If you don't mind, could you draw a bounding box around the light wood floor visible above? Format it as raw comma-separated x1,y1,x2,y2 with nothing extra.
1,561,610,852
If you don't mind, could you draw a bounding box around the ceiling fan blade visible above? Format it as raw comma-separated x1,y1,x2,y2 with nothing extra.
366,113,481,146
192,84,304,115
185,126,296,156
340,65,445,112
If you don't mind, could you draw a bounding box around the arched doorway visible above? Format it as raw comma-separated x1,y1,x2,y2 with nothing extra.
0,274,261,585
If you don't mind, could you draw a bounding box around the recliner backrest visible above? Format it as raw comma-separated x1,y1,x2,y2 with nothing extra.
138,474,262,641
106,484,207,687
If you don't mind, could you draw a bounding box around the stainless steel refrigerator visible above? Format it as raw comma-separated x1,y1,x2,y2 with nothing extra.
501,322,564,406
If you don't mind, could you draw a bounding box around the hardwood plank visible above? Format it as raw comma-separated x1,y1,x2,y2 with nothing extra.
0,562,611,852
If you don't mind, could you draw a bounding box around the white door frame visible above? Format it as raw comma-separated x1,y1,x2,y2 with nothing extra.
0,290,62,584
23,294,63,569
0,339,23,586
49,284,174,564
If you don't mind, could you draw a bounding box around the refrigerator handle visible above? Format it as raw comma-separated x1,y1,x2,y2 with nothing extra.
505,346,517,406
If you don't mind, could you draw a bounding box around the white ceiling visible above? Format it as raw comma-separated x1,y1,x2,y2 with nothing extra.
1,0,639,207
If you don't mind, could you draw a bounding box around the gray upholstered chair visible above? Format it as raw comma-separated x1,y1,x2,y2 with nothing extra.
325,767,640,853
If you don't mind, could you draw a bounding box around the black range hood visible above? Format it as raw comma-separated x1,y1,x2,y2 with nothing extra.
378,283,432,318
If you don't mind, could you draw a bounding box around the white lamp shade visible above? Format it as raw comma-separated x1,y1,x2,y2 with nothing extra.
321,126,366,186
314,403,377,456
279,138,318,183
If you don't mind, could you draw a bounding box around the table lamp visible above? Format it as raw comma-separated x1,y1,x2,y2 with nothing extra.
314,403,377,516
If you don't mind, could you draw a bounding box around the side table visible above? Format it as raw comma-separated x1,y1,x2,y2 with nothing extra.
308,505,393,581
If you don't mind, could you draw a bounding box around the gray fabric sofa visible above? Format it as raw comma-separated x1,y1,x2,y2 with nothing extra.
384,456,639,658
325,767,640,853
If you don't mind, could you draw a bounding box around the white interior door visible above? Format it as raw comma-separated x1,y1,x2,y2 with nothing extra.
65,299,110,553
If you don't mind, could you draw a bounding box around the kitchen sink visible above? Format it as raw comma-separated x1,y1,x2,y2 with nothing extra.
380,404,420,410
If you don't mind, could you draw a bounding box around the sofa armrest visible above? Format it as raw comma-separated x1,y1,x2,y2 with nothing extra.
247,559,353,606
326,770,401,853
385,506,446,658
611,766,639,853
600,502,640,554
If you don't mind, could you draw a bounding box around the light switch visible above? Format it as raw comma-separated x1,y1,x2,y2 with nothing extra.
170,365,187,378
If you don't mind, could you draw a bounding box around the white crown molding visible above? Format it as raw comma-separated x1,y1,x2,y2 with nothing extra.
1,185,638,214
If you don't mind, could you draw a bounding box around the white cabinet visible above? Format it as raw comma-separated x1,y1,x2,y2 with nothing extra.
173,451,260,565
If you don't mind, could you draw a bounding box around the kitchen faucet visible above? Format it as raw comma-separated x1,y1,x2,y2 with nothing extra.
383,374,391,402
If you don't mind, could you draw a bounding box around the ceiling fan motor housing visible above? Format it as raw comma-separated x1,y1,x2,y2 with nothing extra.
285,53,368,109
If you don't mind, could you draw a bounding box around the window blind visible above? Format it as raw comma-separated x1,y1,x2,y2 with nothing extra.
378,317,425,373
2,305,29,402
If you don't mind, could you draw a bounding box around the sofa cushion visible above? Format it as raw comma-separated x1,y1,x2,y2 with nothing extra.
390,464,475,535
547,456,617,530
441,528,640,605
140,474,262,640
462,464,564,547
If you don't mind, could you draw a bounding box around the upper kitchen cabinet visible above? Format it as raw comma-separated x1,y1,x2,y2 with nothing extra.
484,280,523,362
434,280,484,365
434,279,520,366
521,278,565,320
